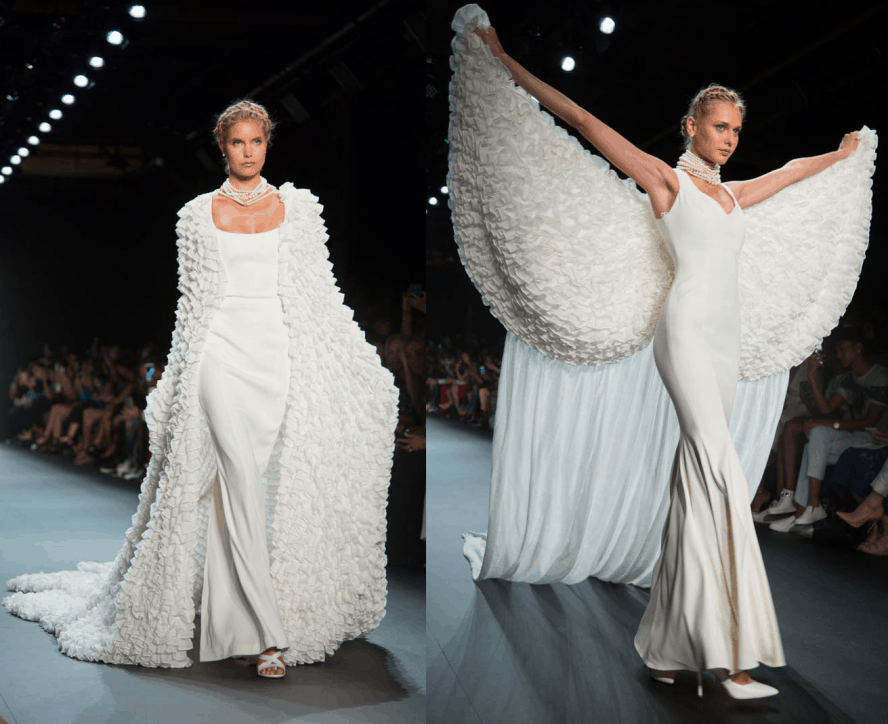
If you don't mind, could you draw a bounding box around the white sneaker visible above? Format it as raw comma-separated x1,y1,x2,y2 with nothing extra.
752,490,796,523
115,459,135,476
767,490,797,515
769,514,800,532
795,505,827,526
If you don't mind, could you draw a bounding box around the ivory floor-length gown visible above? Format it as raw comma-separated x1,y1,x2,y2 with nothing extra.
634,169,786,673
197,225,290,662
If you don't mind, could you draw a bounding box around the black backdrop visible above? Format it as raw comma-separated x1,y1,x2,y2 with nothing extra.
426,0,888,347
0,0,424,438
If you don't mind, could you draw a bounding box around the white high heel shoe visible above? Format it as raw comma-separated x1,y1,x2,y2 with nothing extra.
714,669,778,699
648,668,675,685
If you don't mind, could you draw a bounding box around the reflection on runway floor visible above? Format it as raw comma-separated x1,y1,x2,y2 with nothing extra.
427,415,888,724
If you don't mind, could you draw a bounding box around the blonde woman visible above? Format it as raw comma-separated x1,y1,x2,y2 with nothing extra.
5,100,399,680
466,13,868,700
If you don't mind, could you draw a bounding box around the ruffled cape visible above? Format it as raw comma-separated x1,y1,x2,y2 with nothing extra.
449,4,877,379
4,183,400,667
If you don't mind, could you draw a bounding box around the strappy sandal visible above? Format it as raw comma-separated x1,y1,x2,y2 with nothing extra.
257,649,286,679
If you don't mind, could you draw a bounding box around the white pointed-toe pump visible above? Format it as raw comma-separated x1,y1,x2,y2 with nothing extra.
651,668,778,699
714,669,778,699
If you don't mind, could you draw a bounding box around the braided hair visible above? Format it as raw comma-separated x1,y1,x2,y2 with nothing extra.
679,84,746,152
212,99,277,172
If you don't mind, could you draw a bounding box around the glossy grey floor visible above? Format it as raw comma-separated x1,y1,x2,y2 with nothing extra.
0,443,424,724
427,415,888,724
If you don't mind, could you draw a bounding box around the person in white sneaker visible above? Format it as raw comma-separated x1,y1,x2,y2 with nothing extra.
770,328,888,533
751,356,847,522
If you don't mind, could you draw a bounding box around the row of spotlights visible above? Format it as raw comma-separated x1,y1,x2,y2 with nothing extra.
2,7,146,187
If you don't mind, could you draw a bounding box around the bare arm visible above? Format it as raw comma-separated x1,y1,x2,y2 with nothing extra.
727,132,859,209
474,26,675,200
807,357,845,415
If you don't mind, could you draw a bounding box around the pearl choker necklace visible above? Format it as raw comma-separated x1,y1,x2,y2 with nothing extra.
677,150,721,185
218,176,276,206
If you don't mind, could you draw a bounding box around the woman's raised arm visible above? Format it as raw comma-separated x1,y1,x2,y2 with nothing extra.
475,26,675,198
726,132,860,209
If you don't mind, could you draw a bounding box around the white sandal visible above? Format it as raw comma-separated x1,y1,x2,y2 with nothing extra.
256,649,286,679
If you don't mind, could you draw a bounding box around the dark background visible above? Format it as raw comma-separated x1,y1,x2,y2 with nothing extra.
426,0,888,348
0,0,424,438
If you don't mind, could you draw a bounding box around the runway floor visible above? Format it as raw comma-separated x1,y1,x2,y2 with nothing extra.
427,415,888,724
0,443,425,724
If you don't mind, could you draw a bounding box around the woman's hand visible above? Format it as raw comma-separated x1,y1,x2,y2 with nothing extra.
474,25,507,62
839,131,860,159
871,429,888,445
396,429,426,452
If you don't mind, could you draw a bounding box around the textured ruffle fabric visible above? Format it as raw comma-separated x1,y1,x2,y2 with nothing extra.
449,4,877,380
4,184,399,668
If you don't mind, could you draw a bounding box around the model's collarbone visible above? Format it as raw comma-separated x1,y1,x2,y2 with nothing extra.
212,192,284,233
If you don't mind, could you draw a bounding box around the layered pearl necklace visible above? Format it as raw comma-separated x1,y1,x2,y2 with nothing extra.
677,149,721,186
217,175,276,206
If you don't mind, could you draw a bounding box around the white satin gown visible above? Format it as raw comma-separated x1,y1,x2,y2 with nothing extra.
197,225,290,662
633,169,787,674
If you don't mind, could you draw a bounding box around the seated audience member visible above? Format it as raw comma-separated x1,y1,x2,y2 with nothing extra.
752,353,846,520
771,327,888,532
832,428,888,527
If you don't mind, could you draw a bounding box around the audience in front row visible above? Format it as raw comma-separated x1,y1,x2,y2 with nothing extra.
751,323,888,556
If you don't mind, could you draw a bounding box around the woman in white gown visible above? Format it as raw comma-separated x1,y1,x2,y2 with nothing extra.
200,101,295,677
472,25,860,699
4,100,399,679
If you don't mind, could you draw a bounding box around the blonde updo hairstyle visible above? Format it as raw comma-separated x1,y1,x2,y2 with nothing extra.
679,83,746,152
212,99,277,173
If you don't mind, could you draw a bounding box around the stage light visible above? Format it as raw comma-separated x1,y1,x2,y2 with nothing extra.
440,185,449,194
2,166,13,174
61,94,75,105
10,155,21,165
49,109,63,120
0,176,5,184
128,5,146,19
561,56,576,72
106,30,124,46
428,196,439,206
74,74,89,87
17,148,29,157
6,91,18,101
39,122,51,132
89,56,105,68
600,17,615,34
28,136,40,145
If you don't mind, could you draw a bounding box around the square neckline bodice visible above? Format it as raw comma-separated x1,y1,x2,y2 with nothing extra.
209,191,285,235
